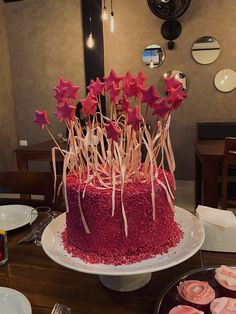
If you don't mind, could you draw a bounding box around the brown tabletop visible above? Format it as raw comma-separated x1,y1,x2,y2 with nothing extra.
1,223,235,314
195,140,224,208
15,140,66,171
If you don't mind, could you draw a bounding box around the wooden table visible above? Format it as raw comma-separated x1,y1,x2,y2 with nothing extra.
1,224,234,314
195,140,224,208
15,140,66,171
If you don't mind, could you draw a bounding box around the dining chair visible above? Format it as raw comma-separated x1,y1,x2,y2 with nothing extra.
0,171,63,209
221,137,236,210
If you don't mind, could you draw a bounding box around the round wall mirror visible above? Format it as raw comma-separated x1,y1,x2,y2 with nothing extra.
192,36,220,64
142,44,165,68
163,70,188,91
214,69,236,92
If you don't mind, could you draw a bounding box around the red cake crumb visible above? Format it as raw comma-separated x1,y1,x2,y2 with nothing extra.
62,227,182,265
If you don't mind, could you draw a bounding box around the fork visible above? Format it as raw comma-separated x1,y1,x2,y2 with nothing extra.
51,303,71,314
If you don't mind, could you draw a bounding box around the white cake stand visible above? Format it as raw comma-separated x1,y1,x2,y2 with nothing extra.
41,206,205,292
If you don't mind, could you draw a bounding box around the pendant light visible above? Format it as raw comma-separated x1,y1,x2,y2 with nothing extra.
86,17,95,49
110,0,114,33
102,0,108,20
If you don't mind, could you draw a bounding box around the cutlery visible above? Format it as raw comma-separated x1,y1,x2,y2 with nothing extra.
17,231,37,244
51,303,71,314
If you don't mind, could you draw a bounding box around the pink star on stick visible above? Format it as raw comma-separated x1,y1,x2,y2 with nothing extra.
88,78,105,96
33,110,50,129
104,69,122,90
141,85,160,108
127,105,143,131
152,98,171,118
105,121,121,143
164,75,182,93
80,93,98,116
58,99,76,121
108,82,121,104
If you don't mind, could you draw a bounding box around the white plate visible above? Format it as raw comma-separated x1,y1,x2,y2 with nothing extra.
0,287,32,314
42,206,205,276
0,205,35,231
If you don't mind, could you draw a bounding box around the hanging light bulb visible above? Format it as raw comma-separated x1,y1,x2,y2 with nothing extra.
86,32,94,48
102,0,108,20
86,17,95,49
110,0,115,33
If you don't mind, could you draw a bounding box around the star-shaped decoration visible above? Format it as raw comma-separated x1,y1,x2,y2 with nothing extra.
54,77,68,91
167,85,187,110
64,81,80,100
136,71,147,87
120,95,130,113
129,79,141,98
80,93,98,116
88,77,105,96
105,121,121,143
54,77,80,102
33,110,50,129
152,98,171,118
141,85,160,108
108,81,121,104
122,81,133,98
59,99,76,121
104,69,122,90
54,104,64,121
164,75,182,93
127,105,143,131
122,71,135,85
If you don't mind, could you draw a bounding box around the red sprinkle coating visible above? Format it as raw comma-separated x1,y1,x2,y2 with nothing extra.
62,169,183,265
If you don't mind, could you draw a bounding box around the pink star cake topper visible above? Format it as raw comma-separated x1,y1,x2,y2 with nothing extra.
108,82,121,104
104,69,122,90
54,77,80,102
88,78,105,96
57,99,76,122
119,95,130,112
33,110,50,129
105,121,121,143
127,105,143,131
164,75,182,93
167,85,187,110
80,93,98,116
122,71,135,85
152,98,171,118
136,71,147,87
141,85,160,108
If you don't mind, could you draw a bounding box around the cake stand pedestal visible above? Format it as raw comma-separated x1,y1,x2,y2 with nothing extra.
99,273,152,291
41,207,205,292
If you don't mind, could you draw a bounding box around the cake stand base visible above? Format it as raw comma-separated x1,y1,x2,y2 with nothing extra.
98,273,152,291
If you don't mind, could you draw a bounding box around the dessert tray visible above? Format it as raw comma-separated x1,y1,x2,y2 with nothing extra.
154,266,236,314
42,206,204,291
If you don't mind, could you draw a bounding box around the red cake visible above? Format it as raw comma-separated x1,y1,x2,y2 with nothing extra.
34,69,187,265
63,169,183,265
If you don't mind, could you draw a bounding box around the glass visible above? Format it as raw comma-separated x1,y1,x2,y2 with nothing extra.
192,36,220,64
0,230,8,265
30,206,53,247
142,44,165,68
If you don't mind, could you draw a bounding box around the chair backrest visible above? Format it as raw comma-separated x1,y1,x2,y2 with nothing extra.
196,122,236,141
0,171,62,209
221,137,236,210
